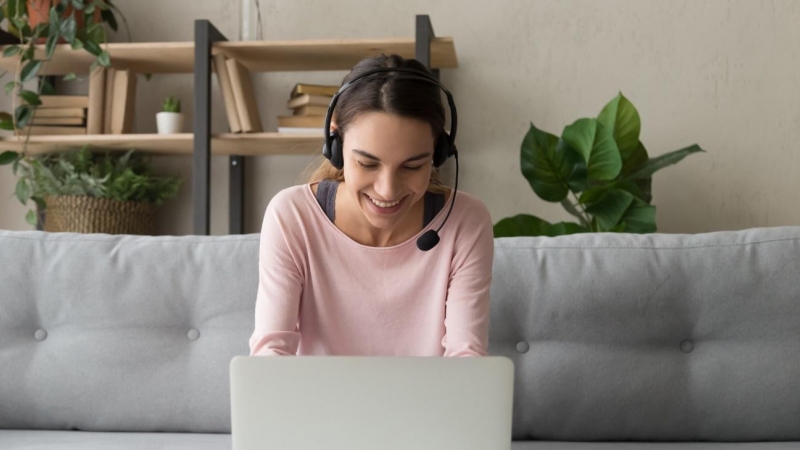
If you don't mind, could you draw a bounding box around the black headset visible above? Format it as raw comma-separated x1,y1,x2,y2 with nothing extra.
322,66,460,251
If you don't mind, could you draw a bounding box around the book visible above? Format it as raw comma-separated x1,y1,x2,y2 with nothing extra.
277,115,325,128
103,67,116,133
34,107,85,118
30,117,85,126
278,126,324,134
290,83,339,98
21,126,87,135
287,94,332,109
110,69,137,134
212,53,242,133
38,95,89,109
226,58,263,133
86,66,105,134
293,105,329,116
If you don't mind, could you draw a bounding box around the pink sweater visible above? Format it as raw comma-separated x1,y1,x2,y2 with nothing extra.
248,183,494,357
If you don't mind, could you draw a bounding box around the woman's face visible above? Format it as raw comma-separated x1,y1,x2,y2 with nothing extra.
336,111,435,232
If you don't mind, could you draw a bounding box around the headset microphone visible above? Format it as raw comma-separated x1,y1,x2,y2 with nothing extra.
416,150,458,251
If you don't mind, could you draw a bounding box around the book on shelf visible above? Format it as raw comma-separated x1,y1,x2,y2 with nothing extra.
212,53,242,133
33,107,85,118
86,66,105,134
21,125,87,135
38,95,89,109
30,116,84,126
290,83,339,98
293,105,328,116
277,126,324,134
110,68,137,134
103,67,116,134
287,93,332,110
277,115,325,129
226,58,263,133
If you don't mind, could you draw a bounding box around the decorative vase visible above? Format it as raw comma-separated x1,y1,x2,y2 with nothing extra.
156,112,184,134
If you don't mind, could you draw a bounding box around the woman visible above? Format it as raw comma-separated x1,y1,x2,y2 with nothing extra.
249,54,494,357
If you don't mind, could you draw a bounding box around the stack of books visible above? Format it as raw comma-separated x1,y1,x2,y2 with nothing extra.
278,83,338,134
213,54,262,133
23,95,88,135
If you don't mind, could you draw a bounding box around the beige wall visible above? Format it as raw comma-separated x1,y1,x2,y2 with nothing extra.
2,0,798,234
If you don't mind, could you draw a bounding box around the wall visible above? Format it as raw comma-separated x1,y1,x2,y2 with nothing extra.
1,0,798,234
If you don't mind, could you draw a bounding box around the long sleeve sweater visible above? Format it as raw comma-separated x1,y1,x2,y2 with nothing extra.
248,183,494,357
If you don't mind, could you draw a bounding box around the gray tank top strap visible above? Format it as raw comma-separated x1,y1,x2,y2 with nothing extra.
315,180,338,222
315,180,446,228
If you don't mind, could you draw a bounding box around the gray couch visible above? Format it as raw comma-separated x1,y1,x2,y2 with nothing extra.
1,227,799,449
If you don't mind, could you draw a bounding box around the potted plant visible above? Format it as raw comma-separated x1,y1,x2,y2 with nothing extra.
0,0,128,139
0,145,181,234
156,96,182,134
493,92,706,237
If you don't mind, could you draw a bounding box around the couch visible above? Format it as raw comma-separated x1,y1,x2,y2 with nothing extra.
1,227,799,449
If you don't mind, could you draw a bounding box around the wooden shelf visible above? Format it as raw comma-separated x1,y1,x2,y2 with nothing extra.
0,37,457,75
0,132,324,156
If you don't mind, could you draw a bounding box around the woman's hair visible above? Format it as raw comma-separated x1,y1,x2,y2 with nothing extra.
305,53,449,195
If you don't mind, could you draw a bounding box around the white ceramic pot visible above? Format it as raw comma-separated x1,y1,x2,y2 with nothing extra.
156,112,184,134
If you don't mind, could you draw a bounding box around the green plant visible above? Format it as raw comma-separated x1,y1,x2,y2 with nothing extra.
493,92,706,237
0,0,129,137
161,96,180,113
0,145,182,226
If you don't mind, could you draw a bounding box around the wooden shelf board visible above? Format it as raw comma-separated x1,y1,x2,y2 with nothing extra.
0,37,457,75
0,133,324,156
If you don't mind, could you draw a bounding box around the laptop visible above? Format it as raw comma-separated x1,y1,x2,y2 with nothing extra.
230,355,515,450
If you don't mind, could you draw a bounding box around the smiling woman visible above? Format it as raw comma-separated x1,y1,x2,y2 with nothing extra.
249,53,495,359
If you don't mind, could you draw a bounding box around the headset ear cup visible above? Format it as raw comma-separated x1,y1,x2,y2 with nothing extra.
329,131,344,170
433,131,451,168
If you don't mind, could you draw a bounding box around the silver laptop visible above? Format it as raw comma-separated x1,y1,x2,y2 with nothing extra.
230,356,515,450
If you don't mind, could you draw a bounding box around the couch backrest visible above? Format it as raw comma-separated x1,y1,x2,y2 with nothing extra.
2,227,800,440
0,231,258,433
489,226,800,442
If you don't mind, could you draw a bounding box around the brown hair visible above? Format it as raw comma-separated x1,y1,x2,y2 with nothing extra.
305,54,449,195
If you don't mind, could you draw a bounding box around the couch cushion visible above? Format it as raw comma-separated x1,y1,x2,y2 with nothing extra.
0,429,230,450
489,226,800,442
0,231,259,433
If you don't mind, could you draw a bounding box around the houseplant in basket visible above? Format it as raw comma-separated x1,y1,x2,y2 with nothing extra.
0,145,181,234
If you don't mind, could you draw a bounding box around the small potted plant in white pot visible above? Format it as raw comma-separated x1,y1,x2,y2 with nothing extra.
156,97,183,134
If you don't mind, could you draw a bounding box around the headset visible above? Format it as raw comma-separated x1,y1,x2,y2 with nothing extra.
322,66,460,251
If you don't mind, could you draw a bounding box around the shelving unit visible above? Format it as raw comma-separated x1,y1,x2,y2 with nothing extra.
0,15,458,235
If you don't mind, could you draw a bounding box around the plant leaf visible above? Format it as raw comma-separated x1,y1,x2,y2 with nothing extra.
20,90,42,106
25,209,38,226
493,214,589,237
60,15,77,42
597,92,641,160
584,189,635,231
15,177,30,204
46,33,59,59
63,72,77,81
626,144,706,180
15,104,33,128
0,151,20,165
97,50,110,67
619,199,657,233
521,122,586,202
3,45,21,57
561,118,622,181
101,8,118,31
84,39,102,56
21,60,43,83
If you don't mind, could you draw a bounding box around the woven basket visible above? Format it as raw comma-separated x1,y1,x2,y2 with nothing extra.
43,195,158,235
